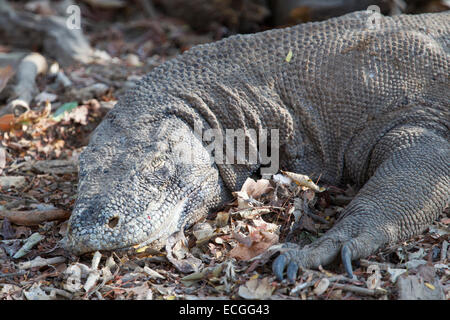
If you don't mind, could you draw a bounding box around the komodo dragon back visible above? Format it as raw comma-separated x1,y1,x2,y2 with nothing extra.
65,10,449,279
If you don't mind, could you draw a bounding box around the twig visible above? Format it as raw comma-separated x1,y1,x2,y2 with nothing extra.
441,240,448,261
13,232,45,258
0,270,26,278
4,52,47,116
290,272,362,295
41,286,73,299
0,208,70,226
18,256,66,270
305,209,330,225
359,259,397,271
332,283,387,297
138,0,157,18
291,280,315,294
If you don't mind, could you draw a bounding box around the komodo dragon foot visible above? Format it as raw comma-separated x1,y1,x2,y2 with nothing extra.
272,215,385,281
273,126,449,281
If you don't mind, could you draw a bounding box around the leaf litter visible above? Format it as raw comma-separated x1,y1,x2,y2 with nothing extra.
1,138,449,300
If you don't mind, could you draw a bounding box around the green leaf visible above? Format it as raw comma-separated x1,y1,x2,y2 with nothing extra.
52,101,78,121
285,49,293,63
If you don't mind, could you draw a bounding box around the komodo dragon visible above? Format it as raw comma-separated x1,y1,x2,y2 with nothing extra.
64,11,449,281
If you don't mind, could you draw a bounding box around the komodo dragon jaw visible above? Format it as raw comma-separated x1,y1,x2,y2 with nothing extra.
64,116,227,254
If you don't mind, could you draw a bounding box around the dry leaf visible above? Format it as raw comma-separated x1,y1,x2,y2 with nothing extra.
63,265,82,292
232,231,253,247
165,231,202,273
241,178,273,199
313,278,330,295
143,266,165,280
281,170,325,192
0,114,15,131
272,173,292,185
252,217,280,233
128,283,153,300
285,49,293,63
424,282,435,290
63,105,89,125
229,229,278,261
233,191,252,209
238,277,274,299
236,207,271,219
23,283,56,300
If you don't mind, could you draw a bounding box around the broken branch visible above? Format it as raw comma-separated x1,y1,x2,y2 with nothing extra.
0,208,70,226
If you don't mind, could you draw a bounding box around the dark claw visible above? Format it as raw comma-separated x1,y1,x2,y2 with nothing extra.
286,261,298,282
272,254,287,281
341,244,354,278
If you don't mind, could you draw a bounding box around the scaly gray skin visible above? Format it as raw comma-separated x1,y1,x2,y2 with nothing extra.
64,11,449,280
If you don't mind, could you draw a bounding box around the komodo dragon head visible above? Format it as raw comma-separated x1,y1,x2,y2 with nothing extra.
64,111,226,254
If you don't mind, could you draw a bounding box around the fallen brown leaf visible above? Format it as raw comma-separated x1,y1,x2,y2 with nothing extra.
240,178,273,199
0,114,15,131
229,229,278,261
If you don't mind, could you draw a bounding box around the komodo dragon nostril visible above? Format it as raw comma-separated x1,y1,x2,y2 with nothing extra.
108,216,119,228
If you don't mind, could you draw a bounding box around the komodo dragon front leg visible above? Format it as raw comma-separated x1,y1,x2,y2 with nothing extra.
273,125,449,280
